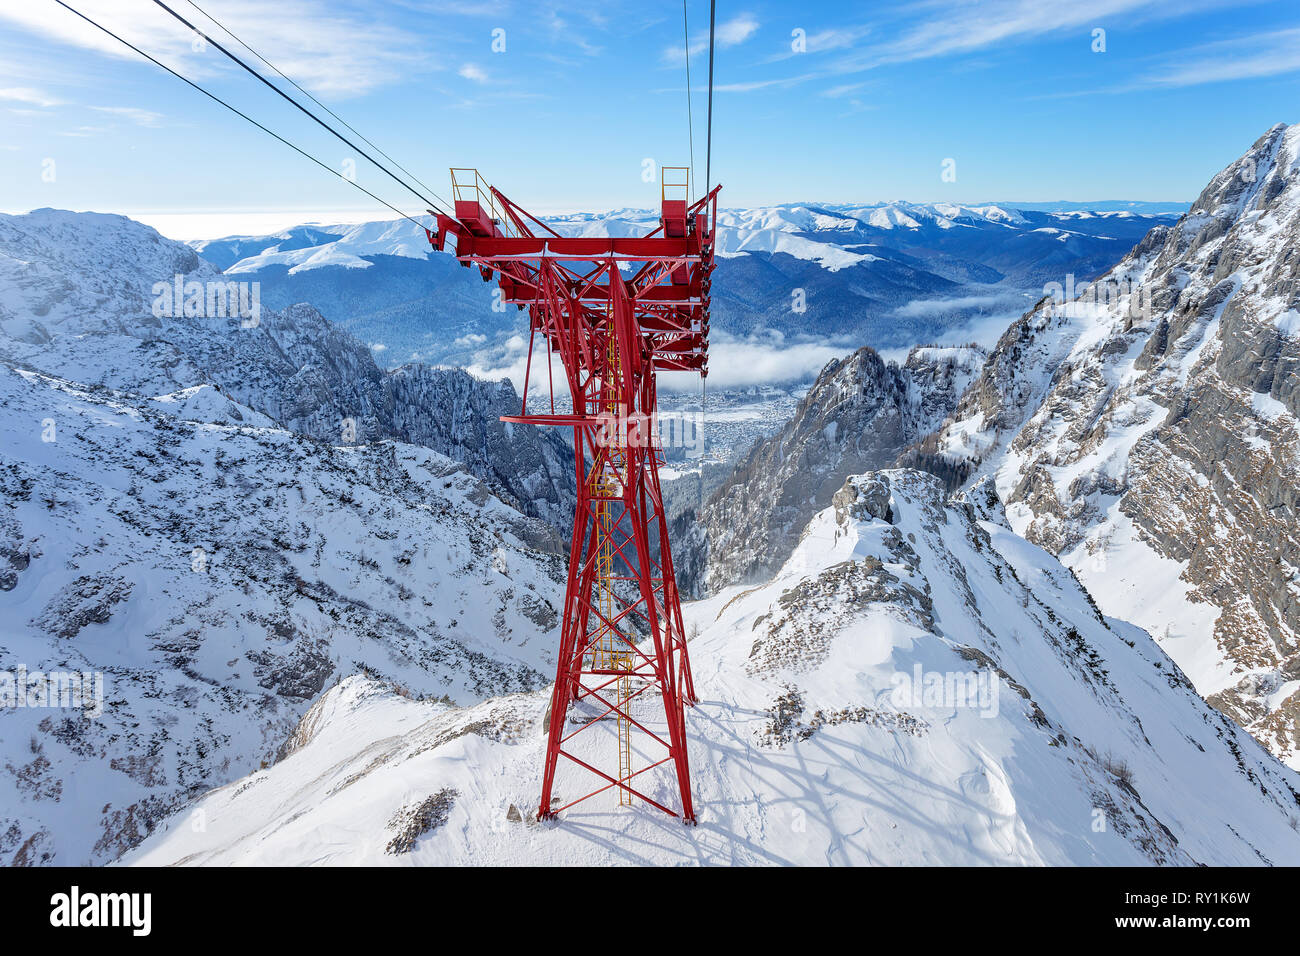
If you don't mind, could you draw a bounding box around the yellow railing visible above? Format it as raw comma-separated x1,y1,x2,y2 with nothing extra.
449,167,519,237
661,166,690,205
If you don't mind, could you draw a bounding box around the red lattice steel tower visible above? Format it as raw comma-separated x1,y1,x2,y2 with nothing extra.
428,167,716,822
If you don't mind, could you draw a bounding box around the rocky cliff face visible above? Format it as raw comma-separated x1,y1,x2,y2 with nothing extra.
382,365,572,528
914,123,1300,768
0,209,574,527
682,344,983,595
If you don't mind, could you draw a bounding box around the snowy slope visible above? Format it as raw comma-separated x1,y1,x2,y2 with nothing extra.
126,471,1300,866
0,208,576,528
0,363,565,865
912,123,1300,768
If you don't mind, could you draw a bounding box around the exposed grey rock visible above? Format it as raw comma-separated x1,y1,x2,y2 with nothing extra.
909,123,1300,767
0,511,29,591
385,788,457,855
682,344,984,594
31,574,133,640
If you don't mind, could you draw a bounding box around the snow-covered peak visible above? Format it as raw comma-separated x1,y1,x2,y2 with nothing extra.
190,199,1176,279
147,384,277,428
866,205,923,229
910,122,1300,770
1188,122,1300,221
222,219,434,274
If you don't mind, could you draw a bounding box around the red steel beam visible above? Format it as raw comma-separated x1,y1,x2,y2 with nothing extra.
428,175,718,824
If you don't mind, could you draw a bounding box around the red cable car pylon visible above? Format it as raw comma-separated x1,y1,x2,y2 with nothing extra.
429,167,717,822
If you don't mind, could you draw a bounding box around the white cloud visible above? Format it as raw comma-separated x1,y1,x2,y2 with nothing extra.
458,63,488,83
801,26,870,54
91,105,163,126
662,334,846,390
1137,27,1300,88
656,73,816,95
710,77,798,93
56,125,108,138
370,342,387,352
716,14,759,47
663,13,759,64
0,87,60,108
765,23,874,65
464,328,848,394
0,1,428,99
822,81,869,99
893,292,1028,318
825,0,1243,76
464,350,562,393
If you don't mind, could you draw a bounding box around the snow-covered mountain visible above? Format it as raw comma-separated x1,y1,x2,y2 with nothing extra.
0,209,574,527
125,471,1300,865
0,363,566,865
8,169,1293,868
678,344,984,596
195,202,1173,277
191,203,1174,380
0,209,592,864
911,123,1300,769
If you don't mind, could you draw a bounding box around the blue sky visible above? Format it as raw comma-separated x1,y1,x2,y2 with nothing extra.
2,0,1298,237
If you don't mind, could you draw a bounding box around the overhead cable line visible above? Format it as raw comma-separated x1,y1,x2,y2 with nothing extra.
700,0,718,496
682,0,696,202
179,0,454,216
52,0,428,228
147,0,453,219
705,0,716,196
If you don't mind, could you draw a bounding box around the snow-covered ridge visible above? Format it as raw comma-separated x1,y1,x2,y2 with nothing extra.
147,384,278,428
195,201,1179,276
914,122,1300,768
126,470,1300,865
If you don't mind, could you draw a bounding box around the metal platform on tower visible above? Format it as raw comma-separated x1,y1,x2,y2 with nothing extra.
428,167,718,822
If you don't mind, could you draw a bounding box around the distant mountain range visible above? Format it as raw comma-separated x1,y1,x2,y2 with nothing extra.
968,200,1190,214
190,202,1179,385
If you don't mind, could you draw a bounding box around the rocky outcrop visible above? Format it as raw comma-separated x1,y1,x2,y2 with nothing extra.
682,344,984,594
912,123,1300,768
381,365,573,528
31,574,133,640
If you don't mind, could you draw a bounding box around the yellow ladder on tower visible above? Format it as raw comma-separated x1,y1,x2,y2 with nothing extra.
592,329,633,806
